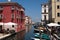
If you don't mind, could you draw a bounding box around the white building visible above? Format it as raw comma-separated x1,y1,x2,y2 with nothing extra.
25,16,32,32
41,3,49,26
25,16,32,25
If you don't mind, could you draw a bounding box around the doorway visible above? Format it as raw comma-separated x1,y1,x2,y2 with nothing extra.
0,25,2,32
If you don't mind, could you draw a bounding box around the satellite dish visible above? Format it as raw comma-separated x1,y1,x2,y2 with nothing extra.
8,0,11,2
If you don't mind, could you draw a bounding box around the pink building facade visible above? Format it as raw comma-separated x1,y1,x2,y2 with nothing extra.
0,2,25,32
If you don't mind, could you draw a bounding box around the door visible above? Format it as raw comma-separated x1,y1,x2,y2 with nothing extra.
0,25,2,32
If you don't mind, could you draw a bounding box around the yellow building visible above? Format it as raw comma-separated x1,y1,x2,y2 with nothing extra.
49,0,60,24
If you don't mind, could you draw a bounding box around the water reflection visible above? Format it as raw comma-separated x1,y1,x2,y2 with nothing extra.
24,26,34,40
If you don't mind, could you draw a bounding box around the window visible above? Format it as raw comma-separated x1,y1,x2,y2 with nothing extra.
44,5,46,7
0,14,3,19
0,20,2,22
0,25,2,32
0,6,3,10
57,0,60,2
44,15,46,20
0,14,2,22
46,7,48,13
44,10,46,13
11,6,15,10
21,11,23,19
58,22,60,24
21,11,23,14
12,10,14,13
57,5,59,9
57,0,60,1
12,6,14,8
11,13,14,19
57,13,60,17
12,25,14,28
0,10,3,13
42,7,44,13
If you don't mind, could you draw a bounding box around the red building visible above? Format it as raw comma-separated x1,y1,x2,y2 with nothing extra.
0,2,25,32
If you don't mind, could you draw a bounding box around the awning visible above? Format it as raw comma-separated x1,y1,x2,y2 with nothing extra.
47,23,60,27
0,22,4,25
4,22,17,25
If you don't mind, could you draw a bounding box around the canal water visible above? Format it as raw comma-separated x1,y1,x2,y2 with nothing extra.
0,26,34,40
24,26,34,40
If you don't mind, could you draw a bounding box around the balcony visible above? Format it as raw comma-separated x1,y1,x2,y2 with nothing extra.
11,8,15,10
16,16,18,19
16,15,25,20
16,15,21,19
21,17,25,20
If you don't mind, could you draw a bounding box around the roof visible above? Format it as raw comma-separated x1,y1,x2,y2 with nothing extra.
41,3,49,6
25,16,31,18
0,2,25,10
25,16,29,17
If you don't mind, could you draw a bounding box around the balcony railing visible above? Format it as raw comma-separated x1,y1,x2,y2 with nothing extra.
11,6,15,10
16,16,21,19
20,17,25,20
16,16,25,20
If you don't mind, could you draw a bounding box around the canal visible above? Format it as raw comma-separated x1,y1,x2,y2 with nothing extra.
0,25,34,40
24,26,34,40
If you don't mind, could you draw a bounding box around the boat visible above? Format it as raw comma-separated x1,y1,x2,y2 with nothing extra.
31,33,50,40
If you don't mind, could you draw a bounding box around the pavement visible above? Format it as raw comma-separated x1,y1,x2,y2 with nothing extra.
0,33,11,39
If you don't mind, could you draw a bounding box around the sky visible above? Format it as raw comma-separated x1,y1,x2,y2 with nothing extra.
0,0,48,22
